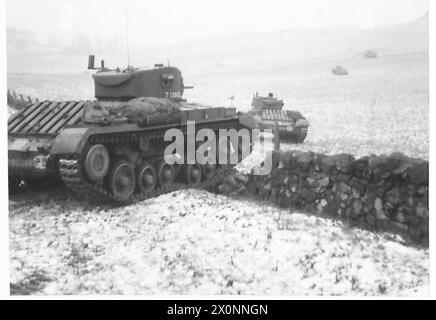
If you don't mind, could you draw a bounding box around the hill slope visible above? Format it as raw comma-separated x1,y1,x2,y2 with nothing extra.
7,13,428,74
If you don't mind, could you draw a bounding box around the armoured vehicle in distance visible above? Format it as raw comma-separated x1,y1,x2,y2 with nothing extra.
332,66,348,76
8,56,254,204
248,93,309,143
364,50,378,59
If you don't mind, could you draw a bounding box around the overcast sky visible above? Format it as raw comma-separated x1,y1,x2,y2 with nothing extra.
6,0,429,45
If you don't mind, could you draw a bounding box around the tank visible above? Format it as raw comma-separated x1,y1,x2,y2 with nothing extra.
332,66,348,75
364,50,378,59
247,93,309,143
8,57,255,204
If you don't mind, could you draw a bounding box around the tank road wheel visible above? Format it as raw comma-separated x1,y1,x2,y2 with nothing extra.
136,161,157,194
184,164,203,186
156,160,175,188
109,161,136,201
84,144,110,182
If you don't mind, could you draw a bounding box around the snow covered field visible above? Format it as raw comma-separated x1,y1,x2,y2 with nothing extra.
9,187,429,296
8,40,429,296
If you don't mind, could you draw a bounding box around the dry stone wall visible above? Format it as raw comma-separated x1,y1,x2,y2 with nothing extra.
219,150,429,246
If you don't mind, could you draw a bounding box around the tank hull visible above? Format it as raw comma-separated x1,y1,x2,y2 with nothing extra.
248,96,309,144
8,98,253,202
332,67,348,75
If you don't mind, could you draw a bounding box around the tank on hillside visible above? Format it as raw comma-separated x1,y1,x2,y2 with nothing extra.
8,56,254,204
332,66,348,75
247,93,309,143
364,50,378,59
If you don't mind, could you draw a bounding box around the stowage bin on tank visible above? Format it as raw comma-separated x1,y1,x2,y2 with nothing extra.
8,58,254,204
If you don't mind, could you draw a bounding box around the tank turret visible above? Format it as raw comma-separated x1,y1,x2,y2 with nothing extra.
88,55,191,102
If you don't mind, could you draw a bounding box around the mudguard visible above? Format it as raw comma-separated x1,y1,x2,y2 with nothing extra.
296,119,310,128
50,127,93,155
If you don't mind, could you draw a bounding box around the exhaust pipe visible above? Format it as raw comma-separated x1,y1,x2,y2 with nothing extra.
88,55,95,70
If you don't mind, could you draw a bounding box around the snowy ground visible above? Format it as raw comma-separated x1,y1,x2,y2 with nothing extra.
9,187,429,296
8,51,429,296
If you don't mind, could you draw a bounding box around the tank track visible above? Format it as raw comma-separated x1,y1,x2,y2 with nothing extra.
58,123,239,205
280,127,308,144
59,157,228,205
295,127,308,143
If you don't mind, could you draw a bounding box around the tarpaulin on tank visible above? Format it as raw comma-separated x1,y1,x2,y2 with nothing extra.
82,97,183,126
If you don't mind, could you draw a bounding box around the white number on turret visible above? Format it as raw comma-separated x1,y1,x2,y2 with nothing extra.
165,91,181,99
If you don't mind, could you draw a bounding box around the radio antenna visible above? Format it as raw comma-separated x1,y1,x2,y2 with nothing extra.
124,0,131,68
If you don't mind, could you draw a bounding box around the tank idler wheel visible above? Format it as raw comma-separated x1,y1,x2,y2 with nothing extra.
184,163,203,185
109,160,136,201
136,161,157,194
156,160,175,188
84,144,110,182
